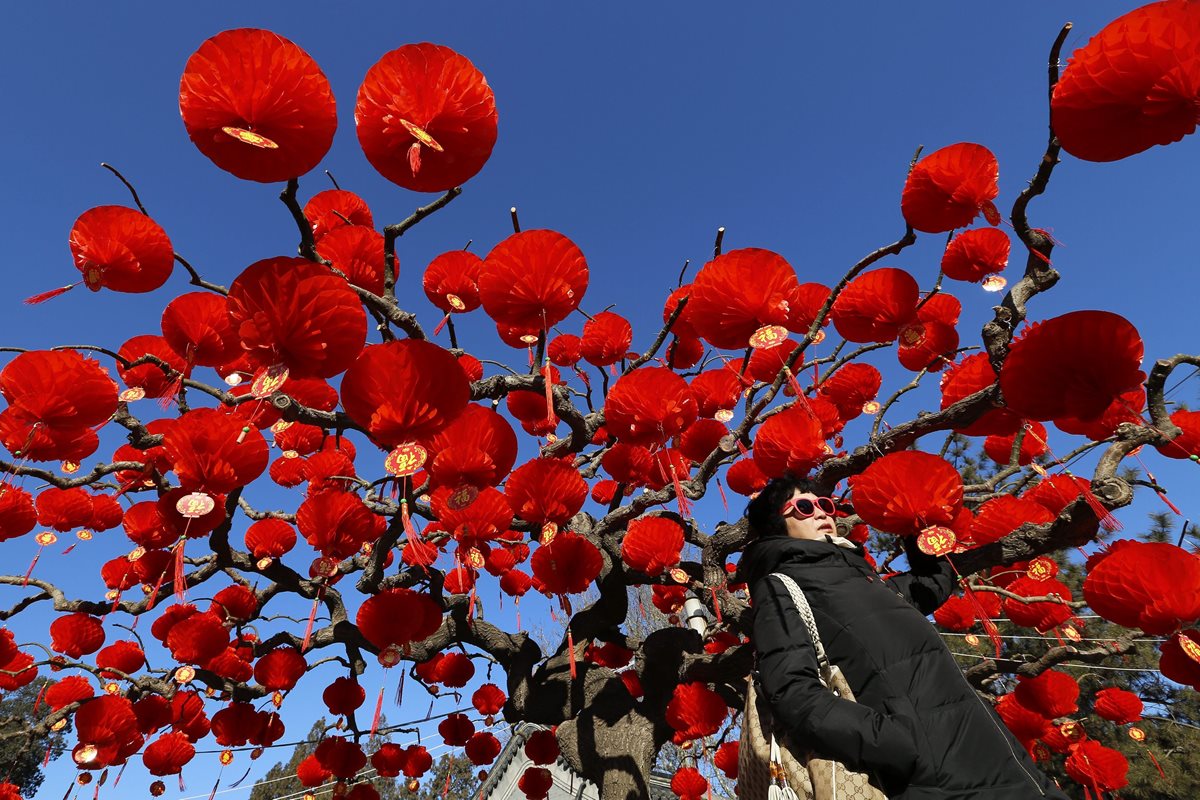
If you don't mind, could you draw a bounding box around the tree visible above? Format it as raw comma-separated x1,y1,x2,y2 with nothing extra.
1,4,1199,800
415,753,476,800
0,679,69,797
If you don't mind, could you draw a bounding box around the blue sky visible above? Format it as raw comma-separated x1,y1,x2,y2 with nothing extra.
3,1,1198,797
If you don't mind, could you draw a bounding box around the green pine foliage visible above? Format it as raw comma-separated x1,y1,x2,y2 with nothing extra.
0,678,69,797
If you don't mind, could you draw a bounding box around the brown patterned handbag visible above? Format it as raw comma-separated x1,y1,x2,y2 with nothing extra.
738,573,888,800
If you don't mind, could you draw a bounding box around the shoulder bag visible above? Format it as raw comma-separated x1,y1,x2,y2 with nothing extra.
738,572,888,800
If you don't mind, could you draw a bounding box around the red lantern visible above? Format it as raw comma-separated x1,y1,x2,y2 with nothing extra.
227,257,367,379
1064,740,1129,793
519,766,553,800
315,225,385,296
438,713,475,747
341,340,471,447
1014,669,1079,719
166,611,228,665
1160,629,1200,688
355,588,443,651
670,766,709,800
296,753,331,787
50,613,105,658
161,408,268,493
531,532,603,595
253,646,307,690
932,595,977,632
942,228,1010,283
96,640,146,679
244,518,297,561
713,741,739,779
678,418,730,464
45,676,94,711
480,230,588,331
296,490,381,560
315,736,367,779
524,729,560,765
850,451,963,535
424,250,484,314
621,517,684,577
304,189,373,242
580,312,633,367
464,731,501,766
901,143,1000,233
969,496,1055,546
425,404,518,490
1093,687,1143,724
179,29,336,183
143,732,195,776
689,367,745,419
687,248,801,350
1156,408,1200,459
818,363,882,422
1083,541,1200,635
506,458,587,527
830,268,920,344
1,349,117,431
752,404,828,479
725,458,769,497
665,682,727,743
547,334,583,367
161,292,240,368
604,367,698,447
1000,311,1145,423
1001,576,1074,632
0,485,35,542
1052,1,1200,162
939,353,1020,436
984,421,1048,466
356,43,498,192
60,205,174,295
116,335,187,398
995,693,1049,748
1055,388,1146,441
471,683,506,717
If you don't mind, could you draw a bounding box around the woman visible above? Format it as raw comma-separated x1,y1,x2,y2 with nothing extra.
742,475,1069,799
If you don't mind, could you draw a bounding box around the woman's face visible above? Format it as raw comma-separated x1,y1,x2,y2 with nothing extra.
782,490,837,541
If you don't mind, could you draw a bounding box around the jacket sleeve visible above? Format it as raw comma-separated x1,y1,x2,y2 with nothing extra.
883,537,958,615
751,575,919,786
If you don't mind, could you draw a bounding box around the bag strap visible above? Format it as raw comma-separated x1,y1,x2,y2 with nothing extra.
770,572,830,674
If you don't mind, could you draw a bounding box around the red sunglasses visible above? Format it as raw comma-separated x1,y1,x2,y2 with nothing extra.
781,497,837,519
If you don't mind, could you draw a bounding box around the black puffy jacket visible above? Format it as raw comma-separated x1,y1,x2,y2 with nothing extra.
743,534,1069,800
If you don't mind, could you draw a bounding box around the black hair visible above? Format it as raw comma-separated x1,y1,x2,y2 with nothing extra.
744,474,830,540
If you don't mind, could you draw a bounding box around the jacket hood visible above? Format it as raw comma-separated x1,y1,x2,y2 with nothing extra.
740,534,865,586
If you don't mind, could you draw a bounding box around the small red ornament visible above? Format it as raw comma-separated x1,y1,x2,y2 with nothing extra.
175,492,214,519
917,526,956,556
385,443,427,477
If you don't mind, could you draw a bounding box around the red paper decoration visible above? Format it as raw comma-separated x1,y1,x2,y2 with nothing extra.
304,189,373,242
341,340,471,447
531,532,602,595
424,250,484,314
901,143,1000,233
752,404,828,479
480,230,588,331
665,682,726,743
1001,576,1074,632
315,225,386,296
1000,311,1145,423
850,451,963,535
621,517,684,577
1093,687,1143,724
1014,669,1079,719
117,335,188,399
179,29,336,183
1064,740,1129,793
66,205,174,294
830,268,920,344
143,732,195,776
161,408,268,493
50,613,105,658
1052,0,1200,162
355,588,443,651
942,228,1011,283
687,248,801,350
356,43,498,192
939,353,1019,437
604,367,698,447
161,292,240,368
506,458,587,527
580,311,633,367
1083,541,1200,635
818,363,882,422
969,496,1055,546
227,257,367,379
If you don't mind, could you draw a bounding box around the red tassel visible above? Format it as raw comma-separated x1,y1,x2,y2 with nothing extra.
1147,748,1167,779
567,629,577,679
33,681,47,713
22,550,42,587
543,362,557,427
301,593,321,652
207,777,220,800
370,686,385,736
24,283,78,305
670,465,690,518
515,596,521,632
717,478,728,513
395,668,404,706
638,593,646,620
443,767,453,798
42,740,52,766
173,539,187,602
710,587,723,624
1082,489,1122,532
433,313,451,336
61,543,77,556
408,142,423,175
